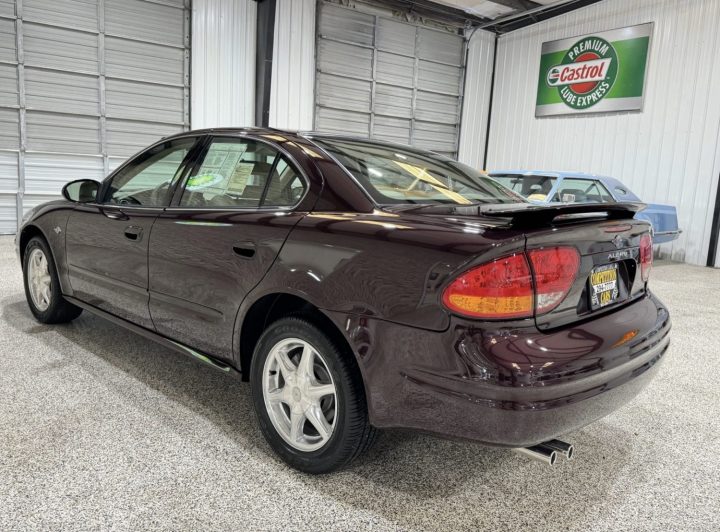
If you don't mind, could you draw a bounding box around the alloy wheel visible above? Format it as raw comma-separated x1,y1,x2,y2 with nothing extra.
27,248,52,312
262,338,338,452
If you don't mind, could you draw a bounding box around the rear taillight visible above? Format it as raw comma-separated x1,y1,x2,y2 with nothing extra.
527,247,581,314
441,253,533,319
442,246,580,319
640,233,652,282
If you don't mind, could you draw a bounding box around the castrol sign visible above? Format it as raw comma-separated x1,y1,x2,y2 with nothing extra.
536,23,653,117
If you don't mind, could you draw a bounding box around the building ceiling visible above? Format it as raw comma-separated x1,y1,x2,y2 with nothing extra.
431,0,569,20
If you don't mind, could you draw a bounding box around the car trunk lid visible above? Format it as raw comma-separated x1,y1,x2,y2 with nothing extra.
388,202,650,330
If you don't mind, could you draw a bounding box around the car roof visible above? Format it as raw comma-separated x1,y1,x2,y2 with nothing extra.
162,128,457,160
163,127,393,145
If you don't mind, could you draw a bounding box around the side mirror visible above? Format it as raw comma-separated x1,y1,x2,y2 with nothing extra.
62,179,100,203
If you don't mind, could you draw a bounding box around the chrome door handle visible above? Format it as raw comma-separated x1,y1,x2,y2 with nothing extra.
102,208,129,221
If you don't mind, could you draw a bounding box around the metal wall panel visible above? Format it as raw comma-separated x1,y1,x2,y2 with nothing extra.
0,107,18,148
23,0,98,32
23,22,99,73
0,153,17,233
24,153,104,195
105,78,184,124
105,37,185,86
0,0,14,17
316,72,370,113
0,0,189,234
105,0,184,46
0,63,18,107
457,29,495,170
376,18,415,56
24,68,99,115
191,0,256,128
0,17,16,63
106,118,180,157
318,4,373,45
486,0,720,266
26,111,100,154
0,151,17,193
269,0,315,130
314,1,466,156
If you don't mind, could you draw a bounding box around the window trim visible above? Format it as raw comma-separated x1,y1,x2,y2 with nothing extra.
167,134,310,212
97,133,204,208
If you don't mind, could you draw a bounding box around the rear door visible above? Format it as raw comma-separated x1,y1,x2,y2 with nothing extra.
147,135,309,360
65,136,199,328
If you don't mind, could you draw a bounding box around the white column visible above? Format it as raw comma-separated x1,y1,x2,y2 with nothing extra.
191,0,257,128
269,0,316,131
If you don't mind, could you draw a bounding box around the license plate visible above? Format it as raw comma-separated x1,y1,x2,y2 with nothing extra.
589,263,619,309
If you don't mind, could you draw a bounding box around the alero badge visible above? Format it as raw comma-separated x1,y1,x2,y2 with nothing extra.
546,36,618,110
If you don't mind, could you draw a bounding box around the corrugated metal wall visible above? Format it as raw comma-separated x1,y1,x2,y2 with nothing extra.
485,0,720,266
269,0,315,131
0,0,190,234
314,1,466,157
457,28,495,170
191,0,256,128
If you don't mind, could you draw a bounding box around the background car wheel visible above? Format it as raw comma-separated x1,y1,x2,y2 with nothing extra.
250,316,377,474
22,236,82,324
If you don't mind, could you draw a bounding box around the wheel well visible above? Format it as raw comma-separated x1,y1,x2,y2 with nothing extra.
19,225,45,261
239,293,356,381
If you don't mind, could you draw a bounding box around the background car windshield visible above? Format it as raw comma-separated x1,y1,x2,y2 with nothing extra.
491,174,557,201
314,138,524,205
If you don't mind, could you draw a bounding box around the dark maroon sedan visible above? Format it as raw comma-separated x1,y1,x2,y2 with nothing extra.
17,128,670,473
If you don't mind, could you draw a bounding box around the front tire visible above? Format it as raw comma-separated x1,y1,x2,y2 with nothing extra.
22,236,82,324
250,316,376,474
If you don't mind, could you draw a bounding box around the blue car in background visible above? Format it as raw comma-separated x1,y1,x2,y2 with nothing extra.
489,171,681,244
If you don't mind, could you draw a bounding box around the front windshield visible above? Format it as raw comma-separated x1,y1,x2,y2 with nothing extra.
490,174,557,201
313,138,524,205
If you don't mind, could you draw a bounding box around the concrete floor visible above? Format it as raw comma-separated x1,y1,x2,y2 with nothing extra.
1,234,719,531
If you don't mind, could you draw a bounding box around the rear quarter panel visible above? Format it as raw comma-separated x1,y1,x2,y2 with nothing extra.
246,211,528,331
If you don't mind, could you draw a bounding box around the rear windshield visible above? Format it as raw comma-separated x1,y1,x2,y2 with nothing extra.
313,138,524,205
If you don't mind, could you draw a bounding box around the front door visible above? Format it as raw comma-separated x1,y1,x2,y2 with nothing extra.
148,136,308,360
65,136,199,328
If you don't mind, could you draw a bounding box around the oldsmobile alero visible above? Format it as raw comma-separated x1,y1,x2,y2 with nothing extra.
17,128,671,473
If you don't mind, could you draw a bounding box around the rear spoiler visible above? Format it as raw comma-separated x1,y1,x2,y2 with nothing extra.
402,202,646,228
388,202,646,227
478,202,646,227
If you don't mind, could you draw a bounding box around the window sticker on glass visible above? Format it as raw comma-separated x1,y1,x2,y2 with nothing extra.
186,173,225,191
227,163,256,195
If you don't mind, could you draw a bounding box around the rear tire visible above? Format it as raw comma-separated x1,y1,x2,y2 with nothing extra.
22,236,82,324
250,316,376,474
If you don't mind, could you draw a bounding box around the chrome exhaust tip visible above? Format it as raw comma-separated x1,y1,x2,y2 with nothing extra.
542,439,574,460
513,444,558,466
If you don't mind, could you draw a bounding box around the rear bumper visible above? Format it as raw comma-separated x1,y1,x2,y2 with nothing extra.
331,292,670,447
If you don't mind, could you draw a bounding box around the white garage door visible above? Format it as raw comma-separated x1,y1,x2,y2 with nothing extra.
0,0,190,234
314,1,466,158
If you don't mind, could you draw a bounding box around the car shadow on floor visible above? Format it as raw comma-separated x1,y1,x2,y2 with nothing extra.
2,297,638,529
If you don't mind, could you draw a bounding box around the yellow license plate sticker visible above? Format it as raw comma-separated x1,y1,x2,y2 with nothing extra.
590,263,619,309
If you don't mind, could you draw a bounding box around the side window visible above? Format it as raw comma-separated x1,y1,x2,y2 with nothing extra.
263,156,306,207
179,138,305,208
180,138,278,208
553,178,605,204
594,181,615,202
105,138,196,206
